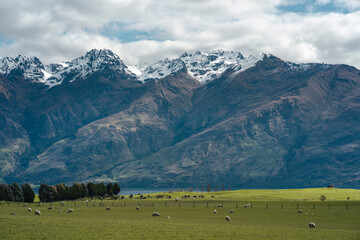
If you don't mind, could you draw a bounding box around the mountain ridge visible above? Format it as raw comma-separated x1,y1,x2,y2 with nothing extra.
0,49,359,188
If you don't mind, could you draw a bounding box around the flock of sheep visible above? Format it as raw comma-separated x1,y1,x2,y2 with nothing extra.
10,206,74,217
9,201,317,229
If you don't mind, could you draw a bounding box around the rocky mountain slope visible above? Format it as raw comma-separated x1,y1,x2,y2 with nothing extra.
0,49,359,188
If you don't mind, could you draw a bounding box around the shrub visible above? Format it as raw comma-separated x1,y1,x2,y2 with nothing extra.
320,195,327,201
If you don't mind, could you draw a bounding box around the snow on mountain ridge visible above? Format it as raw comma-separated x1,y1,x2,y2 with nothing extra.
133,58,186,81
0,55,45,81
42,49,132,87
129,50,266,84
0,49,271,87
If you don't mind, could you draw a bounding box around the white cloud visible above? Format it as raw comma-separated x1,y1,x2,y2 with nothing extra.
0,0,360,69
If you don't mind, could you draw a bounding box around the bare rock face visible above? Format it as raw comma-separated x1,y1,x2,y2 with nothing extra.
1,50,360,188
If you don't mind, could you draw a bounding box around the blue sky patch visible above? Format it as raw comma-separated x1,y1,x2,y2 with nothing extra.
278,1,350,14
101,22,165,43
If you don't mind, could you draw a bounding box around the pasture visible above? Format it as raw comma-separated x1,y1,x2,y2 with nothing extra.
1,188,360,239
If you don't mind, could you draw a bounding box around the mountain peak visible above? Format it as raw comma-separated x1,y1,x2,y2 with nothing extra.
128,49,265,84
0,55,45,80
84,49,120,61
41,49,131,87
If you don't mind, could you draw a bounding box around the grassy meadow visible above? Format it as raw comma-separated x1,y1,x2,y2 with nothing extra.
1,188,359,239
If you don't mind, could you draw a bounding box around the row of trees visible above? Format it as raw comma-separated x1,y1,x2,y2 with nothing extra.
39,182,120,202
0,182,120,203
0,183,35,202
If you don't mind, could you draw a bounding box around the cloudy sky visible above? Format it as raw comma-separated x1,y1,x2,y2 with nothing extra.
0,0,360,67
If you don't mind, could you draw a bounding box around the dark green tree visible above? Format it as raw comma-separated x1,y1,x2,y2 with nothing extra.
113,183,120,195
10,182,23,202
97,183,107,196
80,183,88,198
2,185,14,201
107,183,114,196
87,182,95,196
39,183,55,202
56,183,68,200
21,183,35,203
49,186,58,201
0,184,7,201
69,183,82,200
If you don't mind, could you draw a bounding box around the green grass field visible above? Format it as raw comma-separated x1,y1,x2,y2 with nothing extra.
1,188,360,239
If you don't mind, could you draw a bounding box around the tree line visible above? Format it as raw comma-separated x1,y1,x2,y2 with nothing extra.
0,182,120,203
0,183,35,202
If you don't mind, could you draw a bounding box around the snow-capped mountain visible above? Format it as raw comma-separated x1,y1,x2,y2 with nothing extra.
130,50,267,84
1,48,360,189
43,49,133,87
0,49,269,88
131,58,186,82
0,49,134,88
0,55,45,81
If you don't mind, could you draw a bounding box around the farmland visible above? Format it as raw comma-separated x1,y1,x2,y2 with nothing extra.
1,188,360,239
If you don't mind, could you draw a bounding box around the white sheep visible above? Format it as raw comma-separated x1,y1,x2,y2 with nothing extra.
48,206,53,210
225,216,231,221
10,212,16,216
67,209,74,213
35,210,41,216
213,210,217,214
229,209,234,214
136,207,140,210
298,210,303,213
309,222,316,228
28,208,32,212
167,216,171,220
106,207,111,211
152,212,160,217
58,210,62,213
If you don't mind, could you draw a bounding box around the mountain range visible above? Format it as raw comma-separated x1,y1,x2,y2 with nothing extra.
0,49,359,188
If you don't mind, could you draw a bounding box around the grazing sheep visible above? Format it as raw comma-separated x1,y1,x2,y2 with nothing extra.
225,216,231,221
167,216,171,220
60,201,65,206
106,207,111,211
48,206,53,210
22,204,27,207
213,210,217,214
58,210,62,213
67,209,74,213
35,210,41,216
136,207,140,210
217,204,222,207
309,222,316,228
10,212,16,216
175,197,179,201
28,208,32,212
298,210,303,213
192,198,195,201
244,204,251,208
229,209,234,214
152,212,160,217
